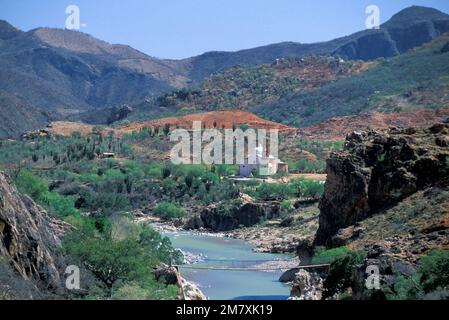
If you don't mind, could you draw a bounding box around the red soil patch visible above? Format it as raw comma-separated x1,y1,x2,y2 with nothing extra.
298,108,449,140
119,110,296,133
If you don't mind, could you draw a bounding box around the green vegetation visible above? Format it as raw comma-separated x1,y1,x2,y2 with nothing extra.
287,158,326,173
316,248,449,300
285,139,343,173
153,202,186,220
14,170,78,218
243,178,323,201
297,139,344,158
384,250,449,300
124,56,360,122
258,35,449,127
291,178,324,199
63,218,182,298
321,249,366,299
0,134,192,299
253,183,296,201
312,246,353,265
243,178,324,201
419,250,449,293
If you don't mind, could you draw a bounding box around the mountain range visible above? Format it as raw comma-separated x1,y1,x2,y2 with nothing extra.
0,6,449,138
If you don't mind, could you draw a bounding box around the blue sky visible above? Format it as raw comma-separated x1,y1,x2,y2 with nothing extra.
1,0,449,59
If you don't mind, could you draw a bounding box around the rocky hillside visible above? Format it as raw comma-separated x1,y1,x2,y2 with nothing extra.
256,33,449,127
127,56,367,120
316,122,449,256
297,108,449,140
0,172,68,297
1,6,448,139
0,21,179,138
184,6,449,82
132,32,449,129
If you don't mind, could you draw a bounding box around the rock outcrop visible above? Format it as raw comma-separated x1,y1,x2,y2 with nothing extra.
185,193,280,232
289,269,324,300
316,123,449,247
351,245,417,300
154,265,207,300
0,172,68,295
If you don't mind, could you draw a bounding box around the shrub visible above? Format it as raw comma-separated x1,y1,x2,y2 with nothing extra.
419,250,449,293
291,178,324,199
138,225,183,264
322,250,366,299
162,167,171,179
112,280,178,300
112,282,150,300
153,202,186,220
312,246,351,265
254,183,295,200
146,164,162,179
280,199,294,210
384,274,420,300
14,170,47,200
296,159,326,173
184,175,193,188
14,170,78,217
215,164,238,177
40,191,78,217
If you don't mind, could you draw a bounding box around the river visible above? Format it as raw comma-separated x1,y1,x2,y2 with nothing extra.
164,230,293,300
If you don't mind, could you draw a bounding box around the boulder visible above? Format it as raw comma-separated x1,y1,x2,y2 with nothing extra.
180,278,207,300
289,269,323,300
154,265,181,285
154,265,207,300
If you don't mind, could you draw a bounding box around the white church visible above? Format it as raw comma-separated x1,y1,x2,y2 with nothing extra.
239,144,288,177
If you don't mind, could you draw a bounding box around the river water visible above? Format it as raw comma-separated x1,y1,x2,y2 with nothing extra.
164,231,292,300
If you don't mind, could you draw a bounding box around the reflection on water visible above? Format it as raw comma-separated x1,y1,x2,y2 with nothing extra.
165,231,292,300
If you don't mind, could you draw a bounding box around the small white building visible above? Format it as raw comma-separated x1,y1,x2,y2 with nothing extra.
239,145,288,177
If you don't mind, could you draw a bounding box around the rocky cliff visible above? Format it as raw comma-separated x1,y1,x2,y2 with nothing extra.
316,122,449,247
184,193,280,232
0,172,69,297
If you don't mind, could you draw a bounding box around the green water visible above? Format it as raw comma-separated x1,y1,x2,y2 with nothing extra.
165,231,292,300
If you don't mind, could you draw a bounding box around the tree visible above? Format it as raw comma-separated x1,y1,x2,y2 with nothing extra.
322,250,366,299
163,123,171,136
184,175,193,189
162,167,171,179
63,226,154,296
153,202,186,220
63,220,181,297
65,236,147,295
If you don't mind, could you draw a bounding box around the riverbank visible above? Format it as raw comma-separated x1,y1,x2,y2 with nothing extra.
132,214,301,299
134,203,319,255
164,230,294,299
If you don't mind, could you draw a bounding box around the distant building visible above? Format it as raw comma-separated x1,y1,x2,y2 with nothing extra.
101,152,115,158
239,145,288,177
